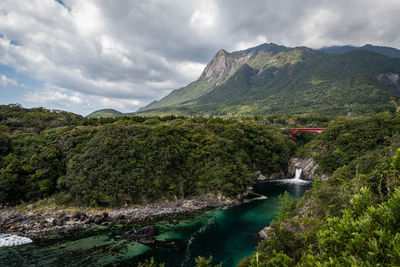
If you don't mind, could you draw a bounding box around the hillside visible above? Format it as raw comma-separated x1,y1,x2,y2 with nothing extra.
1,105,306,207
136,43,400,116
86,109,124,118
239,113,400,266
320,44,400,58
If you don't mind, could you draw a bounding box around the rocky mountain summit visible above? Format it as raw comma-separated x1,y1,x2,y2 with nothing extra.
135,43,400,117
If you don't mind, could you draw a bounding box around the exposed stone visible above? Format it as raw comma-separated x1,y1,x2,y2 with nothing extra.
71,211,83,220
92,215,103,224
288,157,318,181
0,194,239,242
56,211,66,219
54,219,63,226
257,173,266,181
266,171,286,180
258,226,271,239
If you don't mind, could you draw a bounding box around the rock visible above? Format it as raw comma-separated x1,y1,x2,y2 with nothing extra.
27,204,34,211
27,212,34,217
123,226,157,244
288,157,318,181
92,215,104,224
54,219,63,226
257,173,266,181
116,214,125,220
258,226,270,239
135,226,156,239
9,225,17,231
56,211,66,219
266,171,286,180
71,211,83,220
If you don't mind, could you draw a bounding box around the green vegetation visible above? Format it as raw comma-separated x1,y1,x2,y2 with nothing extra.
0,105,298,207
137,44,400,117
86,109,124,118
320,44,400,58
239,114,400,266
2,103,400,266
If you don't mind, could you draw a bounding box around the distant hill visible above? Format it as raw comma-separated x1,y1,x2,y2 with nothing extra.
319,44,400,58
135,43,400,116
86,109,124,118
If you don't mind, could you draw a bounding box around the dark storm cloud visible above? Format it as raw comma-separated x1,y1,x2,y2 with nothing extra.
0,0,399,114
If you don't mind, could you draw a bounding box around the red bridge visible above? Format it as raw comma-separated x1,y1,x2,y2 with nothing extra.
280,128,326,139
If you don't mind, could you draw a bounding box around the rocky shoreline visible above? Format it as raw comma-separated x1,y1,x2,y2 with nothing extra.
0,194,240,243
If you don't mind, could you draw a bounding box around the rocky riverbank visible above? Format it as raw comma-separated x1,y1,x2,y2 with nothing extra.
0,194,240,243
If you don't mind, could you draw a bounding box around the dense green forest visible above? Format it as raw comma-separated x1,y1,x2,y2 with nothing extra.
2,104,400,266
1,104,318,207
238,113,400,266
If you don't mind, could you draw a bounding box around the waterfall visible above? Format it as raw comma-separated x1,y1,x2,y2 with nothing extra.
293,168,302,180
267,168,310,184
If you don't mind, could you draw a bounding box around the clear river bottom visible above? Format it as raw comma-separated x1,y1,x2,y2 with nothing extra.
0,179,311,267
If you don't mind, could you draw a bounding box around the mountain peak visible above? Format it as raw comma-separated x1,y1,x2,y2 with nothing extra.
216,49,229,56
199,49,235,81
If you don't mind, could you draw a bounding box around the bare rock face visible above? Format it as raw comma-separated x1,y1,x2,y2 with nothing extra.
255,170,286,181
258,226,271,239
377,73,400,96
288,157,319,181
266,171,286,180
199,49,252,81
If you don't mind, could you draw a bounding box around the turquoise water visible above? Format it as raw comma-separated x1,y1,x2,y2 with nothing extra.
0,180,311,266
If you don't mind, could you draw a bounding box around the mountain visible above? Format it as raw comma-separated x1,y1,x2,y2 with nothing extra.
320,44,400,58
136,43,400,116
86,108,124,118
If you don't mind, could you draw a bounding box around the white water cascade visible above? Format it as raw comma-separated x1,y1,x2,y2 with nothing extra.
274,168,310,184
0,234,32,247
293,168,303,181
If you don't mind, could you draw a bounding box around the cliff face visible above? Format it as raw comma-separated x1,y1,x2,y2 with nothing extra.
256,157,330,182
288,157,331,181
199,49,252,82
288,157,318,181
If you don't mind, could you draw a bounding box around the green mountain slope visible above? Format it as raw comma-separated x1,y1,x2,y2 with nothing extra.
320,44,400,58
137,43,400,116
86,109,124,118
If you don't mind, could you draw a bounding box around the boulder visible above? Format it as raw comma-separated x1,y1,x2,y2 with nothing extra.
255,170,286,181
257,173,266,181
258,226,270,239
123,226,157,245
71,211,83,220
92,215,104,224
266,171,286,180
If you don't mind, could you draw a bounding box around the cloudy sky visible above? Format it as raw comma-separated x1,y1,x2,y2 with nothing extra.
1,0,400,115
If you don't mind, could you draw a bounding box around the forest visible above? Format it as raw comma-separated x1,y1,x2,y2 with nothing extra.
239,113,400,266
1,104,400,266
0,104,302,207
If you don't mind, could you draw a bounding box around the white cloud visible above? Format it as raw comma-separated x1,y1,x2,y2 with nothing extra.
0,74,27,88
190,0,219,31
23,86,145,115
235,36,268,51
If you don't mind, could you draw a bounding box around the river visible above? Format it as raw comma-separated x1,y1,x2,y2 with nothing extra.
0,174,311,266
